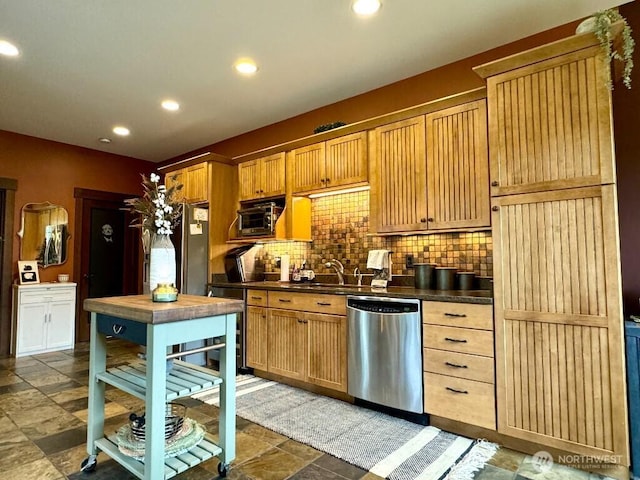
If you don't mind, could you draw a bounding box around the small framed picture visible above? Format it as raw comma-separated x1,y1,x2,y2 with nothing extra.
18,260,40,284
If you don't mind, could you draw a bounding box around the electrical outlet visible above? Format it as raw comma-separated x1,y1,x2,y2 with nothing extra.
406,254,414,269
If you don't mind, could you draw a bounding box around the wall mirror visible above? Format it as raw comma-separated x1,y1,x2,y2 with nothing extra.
17,202,70,268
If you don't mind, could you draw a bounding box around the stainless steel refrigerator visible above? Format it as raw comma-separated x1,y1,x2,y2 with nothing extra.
176,203,209,365
177,203,209,296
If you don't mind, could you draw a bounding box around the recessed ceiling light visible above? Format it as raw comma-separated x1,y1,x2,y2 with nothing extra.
112,126,130,136
234,59,258,75
161,99,180,111
98,137,112,144
0,40,19,57
352,0,381,15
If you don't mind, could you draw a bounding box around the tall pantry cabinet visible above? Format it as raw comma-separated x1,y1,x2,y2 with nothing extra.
474,31,629,465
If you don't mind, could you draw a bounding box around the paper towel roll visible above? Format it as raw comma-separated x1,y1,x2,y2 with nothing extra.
280,255,290,282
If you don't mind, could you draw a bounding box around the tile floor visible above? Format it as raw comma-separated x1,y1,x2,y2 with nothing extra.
0,339,620,479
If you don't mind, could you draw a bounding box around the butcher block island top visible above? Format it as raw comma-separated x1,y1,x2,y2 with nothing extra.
83,294,244,324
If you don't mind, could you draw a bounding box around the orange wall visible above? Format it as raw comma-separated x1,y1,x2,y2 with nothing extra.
175,22,579,160
0,130,154,283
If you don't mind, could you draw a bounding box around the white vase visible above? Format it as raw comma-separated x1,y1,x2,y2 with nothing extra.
149,234,176,294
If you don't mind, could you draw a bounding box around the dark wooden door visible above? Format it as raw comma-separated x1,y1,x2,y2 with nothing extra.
74,189,140,342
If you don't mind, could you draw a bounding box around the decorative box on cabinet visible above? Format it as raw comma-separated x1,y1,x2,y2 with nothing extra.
11,282,77,357
625,320,640,480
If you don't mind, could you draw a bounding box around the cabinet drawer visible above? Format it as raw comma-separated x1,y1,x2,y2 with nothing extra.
20,288,75,305
422,301,493,330
97,314,147,346
247,289,268,307
424,372,496,430
268,291,346,315
423,348,494,383
423,324,494,357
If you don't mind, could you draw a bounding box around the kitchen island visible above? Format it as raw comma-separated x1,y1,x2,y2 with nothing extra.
83,294,243,479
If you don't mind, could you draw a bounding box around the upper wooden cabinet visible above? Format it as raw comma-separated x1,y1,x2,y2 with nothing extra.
238,152,286,201
426,100,490,230
288,132,368,195
165,169,185,202
477,45,615,197
370,116,427,233
164,161,209,204
370,103,490,234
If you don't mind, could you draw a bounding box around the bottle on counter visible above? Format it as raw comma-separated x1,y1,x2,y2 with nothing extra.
292,263,301,282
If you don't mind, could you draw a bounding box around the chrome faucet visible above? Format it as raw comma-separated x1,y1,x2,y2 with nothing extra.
325,259,345,285
353,267,362,287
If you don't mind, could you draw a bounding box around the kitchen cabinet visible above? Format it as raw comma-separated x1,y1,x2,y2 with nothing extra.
422,301,495,430
246,290,268,370
426,100,490,230
370,116,427,233
370,102,490,234
11,283,76,357
475,31,628,466
164,161,209,203
288,132,368,194
246,290,347,393
238,152,286,201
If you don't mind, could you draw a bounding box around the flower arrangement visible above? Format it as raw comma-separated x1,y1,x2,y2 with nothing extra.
124,173,183,236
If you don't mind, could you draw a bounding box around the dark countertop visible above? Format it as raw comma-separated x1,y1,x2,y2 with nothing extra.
84,294,245,324
209,280,493,305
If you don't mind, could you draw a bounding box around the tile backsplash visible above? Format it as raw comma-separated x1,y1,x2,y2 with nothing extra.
257,190,492,278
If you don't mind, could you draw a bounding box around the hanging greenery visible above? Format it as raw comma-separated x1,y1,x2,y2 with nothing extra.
586,9,635,89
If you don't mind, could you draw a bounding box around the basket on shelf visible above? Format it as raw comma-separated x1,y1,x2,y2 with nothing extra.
129,402,186,441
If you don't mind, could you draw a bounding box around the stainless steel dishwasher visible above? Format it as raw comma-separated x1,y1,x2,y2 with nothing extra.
347,296,423,413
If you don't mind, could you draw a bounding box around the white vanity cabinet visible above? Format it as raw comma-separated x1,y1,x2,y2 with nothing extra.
12,282,76,357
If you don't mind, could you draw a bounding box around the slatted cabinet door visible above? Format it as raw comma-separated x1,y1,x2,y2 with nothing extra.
426,100,490,230
185,162,209,203
260,152,286,198
370,116,427,233
305,312,347,393
485,45,615,197
165,170,185,202
246,306,268,370
491,185,628,462
238,160,261,201
325,132,368,190
267,308,306,381
288,142,326,193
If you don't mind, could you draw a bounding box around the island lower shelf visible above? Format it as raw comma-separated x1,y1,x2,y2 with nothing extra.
95,433,223,479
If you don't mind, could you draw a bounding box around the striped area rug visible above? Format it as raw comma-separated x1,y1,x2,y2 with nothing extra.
192,375,497,480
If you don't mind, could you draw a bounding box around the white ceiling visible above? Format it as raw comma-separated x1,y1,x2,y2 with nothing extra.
0,0,625,163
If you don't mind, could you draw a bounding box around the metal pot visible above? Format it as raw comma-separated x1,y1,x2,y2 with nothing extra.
435,267,457,290
414,263,437,289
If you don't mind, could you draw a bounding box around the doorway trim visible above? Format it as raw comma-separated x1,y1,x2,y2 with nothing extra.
0,178,17,358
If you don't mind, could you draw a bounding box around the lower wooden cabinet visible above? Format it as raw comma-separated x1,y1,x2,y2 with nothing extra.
246,290,348,393
422,301,495,430
246,305,268,370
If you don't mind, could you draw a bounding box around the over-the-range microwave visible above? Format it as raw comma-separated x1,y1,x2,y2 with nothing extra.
237,202,283,237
